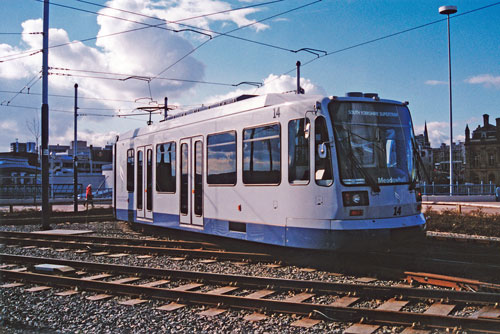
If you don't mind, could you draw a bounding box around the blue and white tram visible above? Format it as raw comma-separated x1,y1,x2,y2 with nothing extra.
113,92,425,250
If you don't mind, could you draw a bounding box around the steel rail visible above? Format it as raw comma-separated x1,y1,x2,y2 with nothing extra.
0,236,272,262
2,269,500,333
2,254,499,305
0,231,220,250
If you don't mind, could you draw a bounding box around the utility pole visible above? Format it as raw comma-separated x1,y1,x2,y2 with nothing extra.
41,0,50,230
73,83,78,212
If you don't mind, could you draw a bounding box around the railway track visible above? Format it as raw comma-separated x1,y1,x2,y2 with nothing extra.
1,254,500,333
2,230,500,284
0,231,273,263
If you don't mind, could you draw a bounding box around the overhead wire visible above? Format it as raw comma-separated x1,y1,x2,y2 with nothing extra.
1,72,42,106
0,0,283,62
0,90,153,105
257,0,500,91
47,67,246,87
153,0,323,79
0,103,147,120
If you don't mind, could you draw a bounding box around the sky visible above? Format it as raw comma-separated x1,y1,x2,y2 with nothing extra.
1,0,499,152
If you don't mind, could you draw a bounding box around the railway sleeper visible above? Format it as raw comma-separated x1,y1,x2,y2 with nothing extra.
1,268,500,333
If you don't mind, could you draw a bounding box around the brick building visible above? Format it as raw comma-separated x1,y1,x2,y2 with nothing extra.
465,114,500,184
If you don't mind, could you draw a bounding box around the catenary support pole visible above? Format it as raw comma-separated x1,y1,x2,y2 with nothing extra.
41,0,50,230
73,83,78,212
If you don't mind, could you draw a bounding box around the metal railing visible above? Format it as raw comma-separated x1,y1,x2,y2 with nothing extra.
421,182,498,196
0,184,91,199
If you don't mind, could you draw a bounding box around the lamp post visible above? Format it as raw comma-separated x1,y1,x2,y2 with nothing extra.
439,5,457,196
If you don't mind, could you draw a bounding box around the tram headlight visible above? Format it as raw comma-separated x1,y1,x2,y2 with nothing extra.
342,191,369,207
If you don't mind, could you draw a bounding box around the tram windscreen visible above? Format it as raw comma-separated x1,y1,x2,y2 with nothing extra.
329,101,416,187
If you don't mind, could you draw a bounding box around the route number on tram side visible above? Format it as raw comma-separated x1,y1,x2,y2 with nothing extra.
273,107,280,119
393,206,402,216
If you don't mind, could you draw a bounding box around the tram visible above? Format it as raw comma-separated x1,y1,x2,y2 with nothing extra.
113,92,425,250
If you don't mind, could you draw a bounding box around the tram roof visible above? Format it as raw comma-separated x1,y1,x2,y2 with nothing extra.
118,93,323,141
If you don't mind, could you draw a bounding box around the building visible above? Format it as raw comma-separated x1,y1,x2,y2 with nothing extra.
414,122,433,182
1,140,113,194
465,114,500,184
432,141,466,184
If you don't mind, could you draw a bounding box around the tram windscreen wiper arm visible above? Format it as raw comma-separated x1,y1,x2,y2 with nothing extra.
346,150,380,193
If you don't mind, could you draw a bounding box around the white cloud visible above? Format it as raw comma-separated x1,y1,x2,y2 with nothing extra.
0,0,270,109
425,80,447,86
414,121,464,147
464,74,500,89
204,73,326,104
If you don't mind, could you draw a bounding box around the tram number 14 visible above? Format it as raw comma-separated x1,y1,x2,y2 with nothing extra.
273,108,280,118
393,206,402,216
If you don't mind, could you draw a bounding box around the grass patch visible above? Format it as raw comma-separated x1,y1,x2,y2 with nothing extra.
424,208,500,237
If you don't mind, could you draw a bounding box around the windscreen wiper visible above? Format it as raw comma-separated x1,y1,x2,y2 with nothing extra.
334,125,380,193
346,149,381,193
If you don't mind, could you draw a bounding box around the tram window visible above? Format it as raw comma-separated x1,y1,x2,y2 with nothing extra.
180,143,188,215
243,124,281,184
156,142,176,193
288,119,310,184
137,150,143,209
126,149,134,192
315,117,333,186
207,131,236,185
194,140,203,216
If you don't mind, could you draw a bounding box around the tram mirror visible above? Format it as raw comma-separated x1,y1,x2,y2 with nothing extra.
318,143,327,159
304,121,311,139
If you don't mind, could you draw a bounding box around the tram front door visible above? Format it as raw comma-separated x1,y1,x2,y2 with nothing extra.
136,145,153,220
179,137,204,226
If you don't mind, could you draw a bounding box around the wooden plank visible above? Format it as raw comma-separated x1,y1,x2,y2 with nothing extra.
356,277,377,283
107,253,129,258
284,292,314,303
330,296,359,307
86,294,113,301
376,298,409,312
199,259,217,264
344,323,380,334
83,273,113,280
139,280,170,288
171,283,203,291
206,286,238,295
199,308,226,317
118,299,148,306
245,289,274,299
400,328,431,334
470,306,500,319
424,302,456,316
55,290,79,296
0,282,24,288
25,286,51,292
109,277,140,284
290,318,320,328
243,312,267,322
156,302,186,311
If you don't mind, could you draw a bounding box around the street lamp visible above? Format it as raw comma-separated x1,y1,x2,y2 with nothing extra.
439,5,457,196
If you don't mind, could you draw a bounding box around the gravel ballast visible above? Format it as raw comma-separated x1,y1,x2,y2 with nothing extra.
0,221,476,333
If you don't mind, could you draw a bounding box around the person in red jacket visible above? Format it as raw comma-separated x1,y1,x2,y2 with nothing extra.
86,184,94,209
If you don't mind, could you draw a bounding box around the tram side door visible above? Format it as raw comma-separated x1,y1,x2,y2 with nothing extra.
136,145,153,220
179,137,204,226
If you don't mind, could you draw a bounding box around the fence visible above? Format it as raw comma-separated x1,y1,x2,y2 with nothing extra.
421,182,498,196
0,184,86,199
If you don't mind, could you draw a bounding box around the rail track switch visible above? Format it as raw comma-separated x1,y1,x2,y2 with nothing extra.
34,264,75,274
